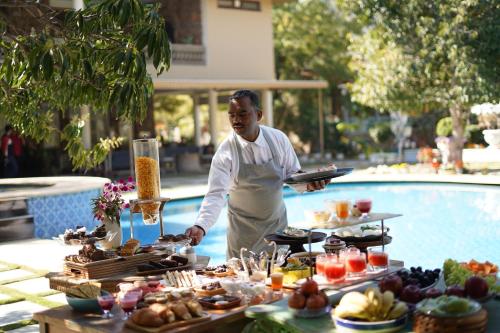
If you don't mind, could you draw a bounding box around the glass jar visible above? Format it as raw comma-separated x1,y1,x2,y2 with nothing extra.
133,139,161,225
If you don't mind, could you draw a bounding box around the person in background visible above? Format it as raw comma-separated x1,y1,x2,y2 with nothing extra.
1,125,23,178
185,90,327,258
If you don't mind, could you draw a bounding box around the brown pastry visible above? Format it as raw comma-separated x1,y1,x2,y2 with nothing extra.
159,259,177,268
121,238,140,256
163,309,176,323
185,300,204,317
131,308,164,327
168,255,189,266
169,302,192,321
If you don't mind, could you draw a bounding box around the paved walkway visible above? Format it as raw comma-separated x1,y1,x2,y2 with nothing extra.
0,166,499,331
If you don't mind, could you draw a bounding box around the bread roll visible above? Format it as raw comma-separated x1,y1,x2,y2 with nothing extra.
185,300,204,317
131,308,164,327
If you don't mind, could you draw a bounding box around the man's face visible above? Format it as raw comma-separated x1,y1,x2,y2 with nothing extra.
228,96,262,139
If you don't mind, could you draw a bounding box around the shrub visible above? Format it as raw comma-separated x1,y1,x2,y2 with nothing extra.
436,117,453,137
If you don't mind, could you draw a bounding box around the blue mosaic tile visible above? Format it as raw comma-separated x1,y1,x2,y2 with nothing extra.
27,189,101,239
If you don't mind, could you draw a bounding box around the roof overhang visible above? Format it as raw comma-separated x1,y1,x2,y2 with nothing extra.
153,79,328,91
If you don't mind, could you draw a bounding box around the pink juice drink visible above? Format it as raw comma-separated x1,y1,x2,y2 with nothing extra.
98,297,114,311
120,297,137,312
356,199,372,214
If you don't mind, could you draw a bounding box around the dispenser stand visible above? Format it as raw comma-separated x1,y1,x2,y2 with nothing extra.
128,197,171,240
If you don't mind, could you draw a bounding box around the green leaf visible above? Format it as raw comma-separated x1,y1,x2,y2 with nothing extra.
120,0,131,27
136,28,150,50
147,28,156,58
83,60,93,78
42,51,54,80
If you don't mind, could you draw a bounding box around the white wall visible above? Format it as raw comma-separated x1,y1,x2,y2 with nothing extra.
153,0,276,81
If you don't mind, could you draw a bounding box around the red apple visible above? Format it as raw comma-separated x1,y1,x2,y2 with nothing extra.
465,276,489,299
306,294,326,310
445,285,466,297
424,288,443,299
379,274,403,297
301,278,319,297
288,292,306,309
400,285,423,304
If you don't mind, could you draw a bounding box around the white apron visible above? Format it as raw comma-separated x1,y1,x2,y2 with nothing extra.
226,128,288,259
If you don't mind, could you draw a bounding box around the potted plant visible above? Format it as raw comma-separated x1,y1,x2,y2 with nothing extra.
471,103,500,149
91,178,135,249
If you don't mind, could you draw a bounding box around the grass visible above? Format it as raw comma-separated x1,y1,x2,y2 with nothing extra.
0,319,38,332
0,260,64,331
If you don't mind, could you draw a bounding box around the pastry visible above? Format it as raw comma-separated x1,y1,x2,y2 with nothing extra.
185,300,204,317
131,308,164,327
168,255,189,266
159,259,178,268
169,302,192,321
121,238,140,256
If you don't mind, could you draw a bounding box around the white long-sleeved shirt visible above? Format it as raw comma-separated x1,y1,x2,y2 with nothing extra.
195,126,301,232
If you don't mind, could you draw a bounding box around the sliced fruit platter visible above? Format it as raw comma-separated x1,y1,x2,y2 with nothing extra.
332,287,408,333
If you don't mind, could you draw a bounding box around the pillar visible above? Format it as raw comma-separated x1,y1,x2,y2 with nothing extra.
262,89,273,127
208,89,218,146
193,94,201,147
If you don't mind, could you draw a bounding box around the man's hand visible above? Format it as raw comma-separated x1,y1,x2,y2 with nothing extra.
306,179,330,192
185,225,205,246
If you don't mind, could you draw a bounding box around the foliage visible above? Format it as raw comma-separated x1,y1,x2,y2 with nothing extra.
369,121,394,146
436,117,453,137
341,0,500,162
91,178,135,225
0,0,171,169
273,0,358,152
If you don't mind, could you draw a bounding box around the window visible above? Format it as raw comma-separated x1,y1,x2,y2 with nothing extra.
218,0,261,11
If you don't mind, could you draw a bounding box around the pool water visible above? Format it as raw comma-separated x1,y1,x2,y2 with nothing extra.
121,182,500,269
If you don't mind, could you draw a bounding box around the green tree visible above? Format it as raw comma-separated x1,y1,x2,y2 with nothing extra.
343,0,500,166
0,0,171,169
273,0,356,151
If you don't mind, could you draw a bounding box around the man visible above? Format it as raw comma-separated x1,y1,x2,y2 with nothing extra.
185,90,327,258
1,125,23,178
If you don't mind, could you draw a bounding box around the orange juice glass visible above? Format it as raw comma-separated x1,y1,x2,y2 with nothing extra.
336,200,350,222
270,272,284,291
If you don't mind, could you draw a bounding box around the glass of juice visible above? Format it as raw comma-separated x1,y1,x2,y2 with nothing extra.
368,248,389,271
335,200,350,223
355,199,372,219
315,254,327,277
119,294,139,320
324,256,346,283
270,272,284,292
97,294,115,319
345,252,367,277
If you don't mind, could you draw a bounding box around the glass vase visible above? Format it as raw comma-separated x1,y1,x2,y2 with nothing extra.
133,139,161,225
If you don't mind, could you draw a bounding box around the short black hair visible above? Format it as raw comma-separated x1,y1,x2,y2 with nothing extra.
5,125,12,132
229,90,260,109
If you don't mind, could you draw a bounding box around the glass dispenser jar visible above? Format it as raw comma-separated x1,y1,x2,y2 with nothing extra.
133,138,161,225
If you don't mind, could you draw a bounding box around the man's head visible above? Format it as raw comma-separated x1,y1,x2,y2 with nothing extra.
5,125,12,134
228,90,262,141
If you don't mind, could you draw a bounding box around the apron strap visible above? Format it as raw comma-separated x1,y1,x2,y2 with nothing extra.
261,127,279,160
233,132,245,166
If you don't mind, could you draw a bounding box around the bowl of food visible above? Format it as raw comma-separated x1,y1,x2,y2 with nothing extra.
332,288,408,333
66,285,112,313
332,315,408,333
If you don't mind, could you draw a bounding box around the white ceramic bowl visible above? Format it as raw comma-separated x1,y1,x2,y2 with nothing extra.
332,314,407,333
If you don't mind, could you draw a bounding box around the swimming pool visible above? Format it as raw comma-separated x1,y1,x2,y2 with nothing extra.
121,182,500,269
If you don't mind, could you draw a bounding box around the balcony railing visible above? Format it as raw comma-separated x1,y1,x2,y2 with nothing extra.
171,44,206,65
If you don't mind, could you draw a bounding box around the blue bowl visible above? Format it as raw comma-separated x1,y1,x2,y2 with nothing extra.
333,314,407,333
66,291,111,313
